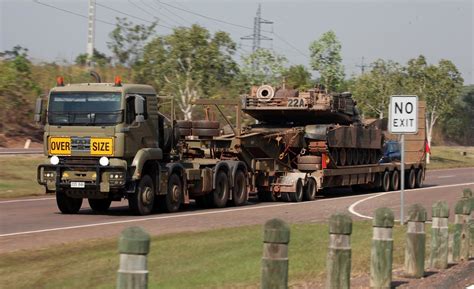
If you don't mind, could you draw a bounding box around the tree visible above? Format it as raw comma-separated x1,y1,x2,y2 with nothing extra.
240,48,287,86
75,49,111,67
309,31,345,91
440,86,474,145
350,59,405,119
135,25,239,120
107,18,156,66
282,65,312,89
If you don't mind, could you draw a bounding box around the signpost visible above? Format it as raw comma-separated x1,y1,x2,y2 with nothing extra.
389,96,418,225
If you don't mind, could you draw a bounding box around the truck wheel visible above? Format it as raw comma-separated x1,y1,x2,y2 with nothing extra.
212,171,229,208
406,169,416,189
192,120,220,129
415,168,424,188
232,170,247,206
390,170,400,191
56,191,83,214
288,179,304,202
88,198,111,212
303,178,317,201
381,171,390,192
129,175,154,215
162,173,182,213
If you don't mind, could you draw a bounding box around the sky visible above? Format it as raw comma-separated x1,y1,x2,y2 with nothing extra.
1,0,473,84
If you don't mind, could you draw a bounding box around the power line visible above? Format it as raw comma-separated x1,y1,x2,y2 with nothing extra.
33,0,115,26
127,0,175,27
272,33,309,59
150,0,192,26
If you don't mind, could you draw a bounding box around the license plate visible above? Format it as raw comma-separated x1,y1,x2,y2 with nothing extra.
70,181,85,188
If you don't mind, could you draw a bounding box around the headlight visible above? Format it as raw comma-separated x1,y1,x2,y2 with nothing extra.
50,156,60,165
99,156,109,166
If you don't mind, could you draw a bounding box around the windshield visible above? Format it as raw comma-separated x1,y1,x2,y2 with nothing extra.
48,92,123,125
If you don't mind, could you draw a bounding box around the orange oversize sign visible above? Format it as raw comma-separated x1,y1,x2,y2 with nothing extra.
49,137,71,155
90,138,114,156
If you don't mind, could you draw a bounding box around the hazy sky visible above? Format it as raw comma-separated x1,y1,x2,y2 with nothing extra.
1,0,473,84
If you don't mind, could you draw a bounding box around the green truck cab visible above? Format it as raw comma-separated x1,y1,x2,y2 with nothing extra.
35,77,174,215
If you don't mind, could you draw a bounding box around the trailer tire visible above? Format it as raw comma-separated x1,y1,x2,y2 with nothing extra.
176,120,192,128
232,170,247,206
192,128,220,137
407,169,416,189
288,179,304,202
303,178,317,201
88,198,111,212
56,191,82,214
129,175,155,215
212,170,229,208
381,171,390,192
297,155,321,164
162,173,182,213
390,170,400,191
297,163,322,171
257,190,275,202
415,168,424,188
192,120,219,129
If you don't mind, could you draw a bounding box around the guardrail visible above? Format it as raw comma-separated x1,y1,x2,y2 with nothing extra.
115,188,473,289
0,148,43,155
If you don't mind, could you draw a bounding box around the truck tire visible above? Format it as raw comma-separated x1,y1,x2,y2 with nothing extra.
406,169,416,189
192,128,220,137
297,163,322,171
88,198,111,212
288,179,304,202
303,178,317,201
415,168,424,188
232,170,247,206
390,170,400,191
212,171,229,208
297,155,321,164
192,120,219,129
178,128,192,137
176,120,192,128
56,191,82,214
381,171,390,192
129,174,154,215
162,173,182,213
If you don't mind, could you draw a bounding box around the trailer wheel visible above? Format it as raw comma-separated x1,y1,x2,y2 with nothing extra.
407,169,416,189
339,148,347,166
415,168,424,188
56,190,82,214
390,170,400,191
288,179,304,202
381,171,390,192
303,178,317,201
212,171,229,208
257,190,275,202
232,170,247,206
162,173,182,213
129,174,155,215
88,198,111,212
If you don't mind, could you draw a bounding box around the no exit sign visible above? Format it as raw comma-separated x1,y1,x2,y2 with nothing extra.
389,95,418,134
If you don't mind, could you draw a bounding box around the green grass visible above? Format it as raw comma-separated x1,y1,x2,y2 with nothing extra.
0,221,415,289
0,155,46,198
428,146,474,169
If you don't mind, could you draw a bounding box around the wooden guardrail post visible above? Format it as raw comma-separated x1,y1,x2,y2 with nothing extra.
452,198,471,262
429,201,449,269
117,226,150,289
370,207,394,289
462,188,473,258
326,213,352,289
261,218,290,289
404,204,426,278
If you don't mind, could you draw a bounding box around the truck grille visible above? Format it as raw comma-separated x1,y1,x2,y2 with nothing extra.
71,136,91,153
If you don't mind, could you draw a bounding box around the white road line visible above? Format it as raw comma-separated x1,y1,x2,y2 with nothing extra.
437,175,455,179
0,197,55,204
348,182,474,220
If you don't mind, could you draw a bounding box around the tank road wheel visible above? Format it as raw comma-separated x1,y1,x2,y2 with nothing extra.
330,148,339,166
212,171,230,208
288,179,304,202
346,149,353,166
415,168,424,188
406,169,416,189
88,198,111,212
129,175,155,215
56,191,83,214
381,171,390,192
232,170,248,206
303,178,317,201
390,170,400,191
338,148,347,166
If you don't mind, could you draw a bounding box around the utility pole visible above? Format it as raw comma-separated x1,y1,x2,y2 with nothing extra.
356,56,369,74
87,0,96,67
241,4,273,68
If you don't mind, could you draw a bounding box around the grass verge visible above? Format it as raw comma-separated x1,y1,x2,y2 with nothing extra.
427,146,474,169
0,221,417,289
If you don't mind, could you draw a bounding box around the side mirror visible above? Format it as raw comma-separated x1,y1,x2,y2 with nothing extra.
34,98,43,123
134,95,145,123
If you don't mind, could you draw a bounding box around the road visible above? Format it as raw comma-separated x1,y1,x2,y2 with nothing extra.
0,148,42,155
0,167,472,253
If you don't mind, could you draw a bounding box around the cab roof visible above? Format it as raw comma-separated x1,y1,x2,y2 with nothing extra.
50,83,156,95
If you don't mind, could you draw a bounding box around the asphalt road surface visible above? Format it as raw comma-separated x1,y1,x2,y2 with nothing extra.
0,167,472,253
